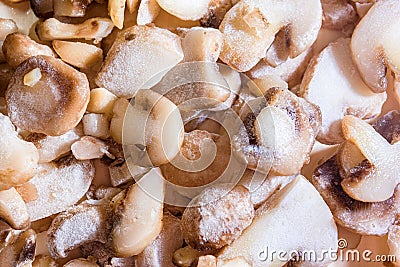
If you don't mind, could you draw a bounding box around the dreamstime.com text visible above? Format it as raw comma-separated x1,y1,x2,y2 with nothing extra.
257,238,396,263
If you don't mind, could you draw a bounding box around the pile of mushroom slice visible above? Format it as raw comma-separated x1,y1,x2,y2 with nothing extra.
1,0,400,266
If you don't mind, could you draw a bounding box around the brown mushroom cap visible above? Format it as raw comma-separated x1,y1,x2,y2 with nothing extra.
6,55,90,136
312,111,400,235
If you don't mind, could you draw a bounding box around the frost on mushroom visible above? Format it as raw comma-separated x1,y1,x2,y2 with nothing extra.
219,0,322,72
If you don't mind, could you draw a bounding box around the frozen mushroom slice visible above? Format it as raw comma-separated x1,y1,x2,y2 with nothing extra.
300,38,386,144
217,176,338,267
321,0,358,30
0,114,39,191
219,0,322,72
156,0,212,21
108,0,126,29
340,115,400,202
37,17,114,41
26,156,94,222
0,229,36,267
6,55,90,136
71,136,110,160
0,187,30,230
350,0,400,93
95,25,184,98
137,0,161,25
47,200,112,259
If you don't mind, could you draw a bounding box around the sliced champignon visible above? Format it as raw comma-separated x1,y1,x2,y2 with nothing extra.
299,38,386,144
219,0,322,72
2,33,55,68
350,0,400,93
30,0,53,18
312,156,400,235
95,25,184,98
0,229,36,267
181,184,254,252
340,115,400,202
160,130,230,190
234,88,319,176
134,212,183,267
108,0,126,29
0,114,39,191
0,187,30,230
137,0,161,25
26,156,94,222
111,168,165,257
6,55,90,136
53,0,93,17
321,0,358,30
37,17,114,41
25,125,83,163
47,200,112,259
217,176,338,267
123,89,184,167
247,48,313,88
156,0,212,21
52,40,103,70
200,0,235,28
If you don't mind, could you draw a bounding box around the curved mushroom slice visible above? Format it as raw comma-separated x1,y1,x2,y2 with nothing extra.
264,30,290,68
37,17,114,41
219,0,322,72
340,115,400,202
137,0,161,25
247,48,313,88
181,185,254,252
312,156,400,235
47,200,112,259
337,140,366,176
218,176,338,267
123,89,184,167
96,25,184,98
0,229,36,267
300,38,386,144
25,125,83,163
0,188,30,230
108,0,126,29
26,156,94,222
321,0,358,30
111,168,164,257
6,55,90,136
156,0,212,21
350,0,400,93
134,213,183,267
0,114,39,191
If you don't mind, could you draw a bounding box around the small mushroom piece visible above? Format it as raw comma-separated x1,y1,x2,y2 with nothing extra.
63,258,99,267
181,185,254,251
37,17,114,41
0,18,18,63
134,213,183,267
47,200,112,259
6,55,90,136
0,229,36,267
350,0,400,93
52,41,103,70
111,168,165,257
82,113,110,139
173,246,201,267
30,0,53,18
108,0,126,29
340,115,400,202
96,25,184,98
137,0,161,25
218,176,338,267
247,76,288,97
2,33,55,68
200,0,235,28
25,125,83,163
0,187,30,230
219,0,322,72
156,0,212,20
110,98,129,144
53,0,93,17
71,136,110,160
123,89,184,167
86,88,117,117
26,156,94,222
0,114,39,191
300,38,386,144
321,0,358,30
